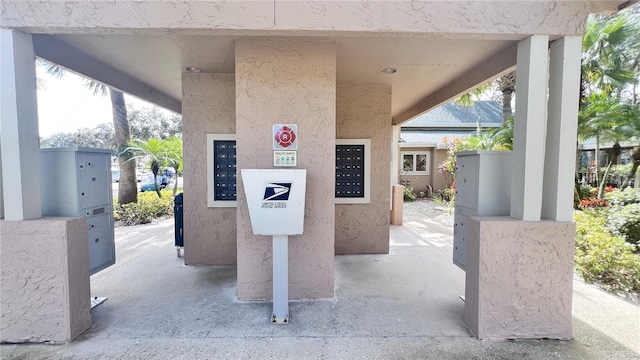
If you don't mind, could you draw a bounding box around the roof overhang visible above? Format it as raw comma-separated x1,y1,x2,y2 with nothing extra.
2,1,629,121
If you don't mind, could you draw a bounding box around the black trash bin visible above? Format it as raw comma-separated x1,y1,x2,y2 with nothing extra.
174,193,184,257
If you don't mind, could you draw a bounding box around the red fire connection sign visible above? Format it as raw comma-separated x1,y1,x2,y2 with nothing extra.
273,124,298,150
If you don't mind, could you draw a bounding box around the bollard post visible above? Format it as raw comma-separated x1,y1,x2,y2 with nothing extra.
390,185,404,225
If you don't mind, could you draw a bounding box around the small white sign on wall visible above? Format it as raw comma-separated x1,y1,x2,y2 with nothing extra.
274,151,297,167
273,124,298,150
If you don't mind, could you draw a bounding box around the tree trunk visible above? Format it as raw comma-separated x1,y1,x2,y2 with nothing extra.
153,173,162,198
611,142,621,166
172,166,179,197
595,134,601,188
502,90,513,124
497,72,515,125
620,148,640,191
111,89,137,204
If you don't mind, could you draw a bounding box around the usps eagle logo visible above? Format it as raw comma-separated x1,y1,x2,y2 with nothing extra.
263,183,292,201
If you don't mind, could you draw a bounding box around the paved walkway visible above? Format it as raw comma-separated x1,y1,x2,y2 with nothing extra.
1,212,638,359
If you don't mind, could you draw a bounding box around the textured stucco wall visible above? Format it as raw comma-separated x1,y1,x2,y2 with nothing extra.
432,148,449,192
182,73,237,265
464,217,575,340
1,218,91,343
336,85,391,254
235,40,336,300
1,1,609,37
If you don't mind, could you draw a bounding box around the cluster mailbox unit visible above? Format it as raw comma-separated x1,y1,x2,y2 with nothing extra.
453,150,511,271
241,169,307,323
39,147,115,275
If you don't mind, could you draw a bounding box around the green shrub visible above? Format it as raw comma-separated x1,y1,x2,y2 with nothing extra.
605,188,640,206
577,184,596,200
114,189,176,225
574,210,640,295
608,164,633,179
603,188,640,249
403,185,416,202
607,203,640,249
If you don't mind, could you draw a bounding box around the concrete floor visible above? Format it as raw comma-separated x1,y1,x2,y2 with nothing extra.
1,212,639,359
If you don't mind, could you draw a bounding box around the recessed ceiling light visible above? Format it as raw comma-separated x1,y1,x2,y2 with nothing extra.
382,68,397,74
185,66,201,73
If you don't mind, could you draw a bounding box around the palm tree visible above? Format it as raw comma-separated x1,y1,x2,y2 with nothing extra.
581,14,638,100
38,59,138,204
85,82,137,204
578,93,637,189
579,11,640,190
495,72,516,124
456,71,515,125
123,138,182,198
161,137,183,196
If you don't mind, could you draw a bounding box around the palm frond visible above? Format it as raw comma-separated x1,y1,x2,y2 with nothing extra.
85,80,109,96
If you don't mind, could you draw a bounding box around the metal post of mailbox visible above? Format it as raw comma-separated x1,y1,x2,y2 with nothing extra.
272,235,289,323
241,169,306,324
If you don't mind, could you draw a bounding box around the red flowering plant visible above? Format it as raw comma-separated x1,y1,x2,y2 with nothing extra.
579,198,609,209
438,136,464,189
436,137,467,207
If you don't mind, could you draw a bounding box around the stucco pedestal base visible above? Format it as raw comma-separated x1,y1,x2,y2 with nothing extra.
464,217,575,340
390,185,403,226
1,217,92,343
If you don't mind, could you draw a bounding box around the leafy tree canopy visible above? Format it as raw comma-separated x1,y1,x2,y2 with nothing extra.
40,104,182,151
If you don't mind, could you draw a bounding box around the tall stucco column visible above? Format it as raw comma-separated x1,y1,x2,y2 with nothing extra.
464,35,576,340
235,40,336,300
182,73,237,265
391,124,401,186
542,36,582,222
0,29,41,220
510,35,549,221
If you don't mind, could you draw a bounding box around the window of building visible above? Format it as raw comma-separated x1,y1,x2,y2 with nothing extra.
401,152,430,175
207,134,237,207
336,139,370,204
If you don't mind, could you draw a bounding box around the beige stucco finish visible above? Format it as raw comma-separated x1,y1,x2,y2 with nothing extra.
0,218,92,343
464,217,575,340
432,148,450,192
2,1,610,36
336,85,391,254
182,73,237,265
235,40,336,300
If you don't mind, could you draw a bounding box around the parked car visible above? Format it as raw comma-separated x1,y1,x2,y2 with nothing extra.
112,170,144,182
139,174,169,192
162,168,175,178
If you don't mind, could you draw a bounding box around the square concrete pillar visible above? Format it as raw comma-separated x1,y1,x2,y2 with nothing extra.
511,35,549,221
1,218,92,343
235,40,336,300
464,217,575,340
390,185,404,225
0,29,42,221
336,85,391,254
542,36,582,222
182,73,237,265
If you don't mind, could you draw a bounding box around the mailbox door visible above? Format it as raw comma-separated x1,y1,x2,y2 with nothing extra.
87,212,115,275
77,152,111,210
